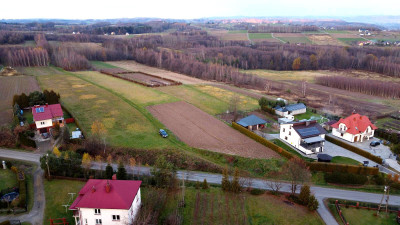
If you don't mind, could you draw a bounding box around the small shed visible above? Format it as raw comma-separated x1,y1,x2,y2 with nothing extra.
323,120,337,131
317,154,332,162
237,115,267,130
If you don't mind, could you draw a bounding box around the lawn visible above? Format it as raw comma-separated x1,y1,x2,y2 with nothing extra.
23,110,33,124
90,61,120,70
158,84,259,115
44,179,85,224
272,139,315,162
331,156,362,166
294,109,320,121
37,73,177,149
248,33,273,39
160,187,323,225
0,169,17,190
341,207,397,225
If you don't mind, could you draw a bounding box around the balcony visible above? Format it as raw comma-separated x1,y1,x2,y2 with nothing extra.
300,141,324,151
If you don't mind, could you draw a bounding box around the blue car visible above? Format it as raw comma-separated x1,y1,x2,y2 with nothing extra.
159,129,168,138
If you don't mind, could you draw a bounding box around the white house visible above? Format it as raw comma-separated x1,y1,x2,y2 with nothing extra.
275,103,306,117
331,113,377,143
280,120,327,155
70,179,142,225
32,104,64,134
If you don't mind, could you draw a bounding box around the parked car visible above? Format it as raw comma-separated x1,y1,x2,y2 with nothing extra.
370,141,380,147
159,129,168,138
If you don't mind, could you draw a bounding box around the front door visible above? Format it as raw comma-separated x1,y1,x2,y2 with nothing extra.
354,136,358,142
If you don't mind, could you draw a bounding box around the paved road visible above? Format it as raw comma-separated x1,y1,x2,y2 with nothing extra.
3,149,400,225
0,149,44,225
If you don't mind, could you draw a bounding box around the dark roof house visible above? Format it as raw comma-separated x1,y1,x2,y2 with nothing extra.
237,115,266,127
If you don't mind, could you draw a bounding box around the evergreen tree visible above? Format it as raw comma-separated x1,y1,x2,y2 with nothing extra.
116,162,127,180
307,195,319,211
202,179,209,190
299,185,311,206
231,167,241,193
221,166,231,192
195,181,200,189
19,93,29,109
105,163,114,179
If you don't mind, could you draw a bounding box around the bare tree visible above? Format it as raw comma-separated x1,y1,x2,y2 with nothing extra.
301,80,307,98
264,171,284,194
282,158,311,195
229,94,241,122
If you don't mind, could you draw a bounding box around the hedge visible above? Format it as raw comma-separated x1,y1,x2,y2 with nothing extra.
308,162,379,175
325,135,383,164
18,179,27,209
232,122,294,159
232,122,380,175
325,172,368,185
0,221,10,225
19,133,36,148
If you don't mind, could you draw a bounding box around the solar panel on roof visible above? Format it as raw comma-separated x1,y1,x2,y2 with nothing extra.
297,127,320,137
35,108,40,113
40,107,44,112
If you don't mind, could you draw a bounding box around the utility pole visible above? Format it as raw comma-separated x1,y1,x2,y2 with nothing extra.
377,186,390,215
46,153,51,180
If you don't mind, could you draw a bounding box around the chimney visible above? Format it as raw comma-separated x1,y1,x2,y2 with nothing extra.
45,103,48,107
306,121,310,126
105,180,111,193
91,186,96,193
112,174,117,180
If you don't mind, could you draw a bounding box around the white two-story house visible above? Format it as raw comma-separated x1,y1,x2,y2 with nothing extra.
32,104,64,134
70,179,142,225
331,113,377,142
280,120,327,155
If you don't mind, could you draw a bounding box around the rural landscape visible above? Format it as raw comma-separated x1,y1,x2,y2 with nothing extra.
1,1,400,225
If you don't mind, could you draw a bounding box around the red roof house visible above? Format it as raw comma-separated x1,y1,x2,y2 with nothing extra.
331,113,377,142
70,179,142,225
32,104,64,133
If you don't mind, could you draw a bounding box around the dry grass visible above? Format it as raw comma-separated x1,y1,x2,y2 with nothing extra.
307,34,346,46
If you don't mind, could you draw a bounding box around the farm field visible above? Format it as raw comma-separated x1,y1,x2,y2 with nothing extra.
278,36,311,44
112,72,179,87
208,29,249,41
161,187,323,225
37,73,176,149
375,117,400,131
0,75,40,125
107,61,208,84
307,34,346,45
16,66,67,76
74,71,178,107
157,84,259,115
337,37,367,44
44,179,85,225
248,33,273,39
148,101,279,159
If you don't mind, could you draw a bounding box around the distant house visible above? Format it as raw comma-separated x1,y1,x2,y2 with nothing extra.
280,120,327,155
70,179,142,225
331,113,377,142
323,120,338,131
275,103,306,117
237,115,266,130
32,104,64,134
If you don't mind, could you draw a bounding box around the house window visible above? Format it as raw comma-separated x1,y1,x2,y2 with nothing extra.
85,219,88,225
285,136,288,140
341,133,344,137
112,215,120,221
95,219,102,224
94,208,101,215
59,120,62,123
283,128,285,132
289,131,291,136
41,122,45,125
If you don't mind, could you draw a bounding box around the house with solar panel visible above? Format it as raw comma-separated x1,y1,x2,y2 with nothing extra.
274,103,306,117
32,103,64,134
237,115,267,130
280,120,327,155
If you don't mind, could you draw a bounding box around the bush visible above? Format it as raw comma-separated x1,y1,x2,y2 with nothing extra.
324,172,368,185
325,136,383,164
0,221,11,225
307,195,319,211
308,162,379,175
5,161,12,169
18,179,27,209
250,188,265,195
299,185,311,205
373,174,385,185
19,132,36,148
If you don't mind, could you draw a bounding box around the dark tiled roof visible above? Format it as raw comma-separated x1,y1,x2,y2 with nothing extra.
292,120,327,138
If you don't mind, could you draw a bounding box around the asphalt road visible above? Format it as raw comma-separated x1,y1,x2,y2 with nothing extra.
2,149,400,225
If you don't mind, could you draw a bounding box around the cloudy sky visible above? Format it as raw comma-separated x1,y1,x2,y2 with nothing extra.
2,0,400,19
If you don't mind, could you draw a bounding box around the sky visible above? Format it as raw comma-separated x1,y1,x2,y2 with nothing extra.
1,0,400,20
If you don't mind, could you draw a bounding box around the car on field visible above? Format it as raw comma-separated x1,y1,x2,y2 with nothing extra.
159,129,168,138
370,141,380,147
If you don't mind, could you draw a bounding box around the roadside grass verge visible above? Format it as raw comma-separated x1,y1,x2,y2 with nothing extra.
331,156,362,166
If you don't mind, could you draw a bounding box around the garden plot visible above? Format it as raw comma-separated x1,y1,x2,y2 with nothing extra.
148,101,279,159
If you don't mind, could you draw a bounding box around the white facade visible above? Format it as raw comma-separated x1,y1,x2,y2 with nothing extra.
332,123,375,143
35,118,52,129
74,189,141,225
280,123,325,155
275,108,306,117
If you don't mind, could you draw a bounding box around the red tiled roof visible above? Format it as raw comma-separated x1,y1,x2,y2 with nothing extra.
32,104,63,121
331,113,377,135
69,179,141,210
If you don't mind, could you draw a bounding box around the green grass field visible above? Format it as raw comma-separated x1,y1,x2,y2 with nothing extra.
331,156,362,165
279,36,312,44
37,73,177,149
158,84,259,115
16,66,67,76
44,179,85,224
90,61,120,70
248,33,273,39
0,169,17,190
341,207,397,225
324,30,350,34
337,38,367,44
294,109,320,121
272,139,315,162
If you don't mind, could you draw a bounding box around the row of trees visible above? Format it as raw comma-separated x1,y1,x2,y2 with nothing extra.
248,25,319,33
12,90,60,109
315,75,400,98
0,31,26,44
0,46,49,67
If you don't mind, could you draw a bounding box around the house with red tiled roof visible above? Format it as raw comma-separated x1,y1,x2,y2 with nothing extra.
70,179,142,225
331,113,377,142
32,104,64,134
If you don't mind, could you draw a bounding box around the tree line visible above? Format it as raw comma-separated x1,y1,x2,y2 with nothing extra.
315,75,400,98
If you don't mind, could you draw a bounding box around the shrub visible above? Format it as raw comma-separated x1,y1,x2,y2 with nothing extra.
250,188,265,195
307,195,319,211
202,179,209,190
0,221,11,225
299,185,311,205
19,132,36,148
18,179,27,209
5,161,12,169
308,162,378,175
324,172,368,185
